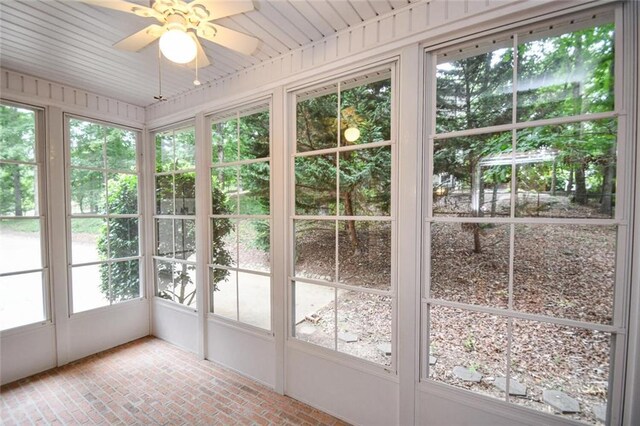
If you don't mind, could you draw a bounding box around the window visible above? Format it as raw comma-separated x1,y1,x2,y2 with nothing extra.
0,103,48,330
209,104,271,330
154,126,197,307
67,117,141,313
291,68,395,366
424,12,621,425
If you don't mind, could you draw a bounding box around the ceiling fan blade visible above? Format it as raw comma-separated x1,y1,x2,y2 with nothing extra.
198,24,259,55
114,24,165,51
188,0,254,21
81,0,163,21
186,33,211,68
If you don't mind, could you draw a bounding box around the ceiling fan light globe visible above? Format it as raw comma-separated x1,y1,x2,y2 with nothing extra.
159,29,197,64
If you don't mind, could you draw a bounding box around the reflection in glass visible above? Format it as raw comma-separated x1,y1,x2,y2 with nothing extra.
174,128,196,170
69,120,104,168
240,111,270,160
293,281,335,350
340,77,391,145
337,291,391,365
239,162,270,215
514,224,615,324
174,219,196,261
106,128,137,171
108,218,138,259
211,117,238,163
436,47,513,133
517,23,614,122
238,272,271,330
211,218,236,267
296,91,338,152
433,133,512,217
155,133,173,172
155,174,173,215
339,147,391,216
429,305,507,400
295,155,337,215
338,221,391,290
109,259,140,303
155,219,173,258
0,219,42,274
294,220,335,282
0,272,45,330
174,172,196,215
431,222,509,308
71,218,105,264
515,120,616,219
107,174,138,215
212,268,237,320
211,167,238,214
0,164,39,216
156,260,196,307
238,220,269,272
511,320,610,423
0,105,36,163
72,264,109,313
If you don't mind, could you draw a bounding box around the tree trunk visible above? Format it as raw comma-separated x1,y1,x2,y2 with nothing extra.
551,160,557,196
575,164,588,205
13,168,23,216
473,225,482,254
491,179,498,217
600,145,616,215
342,192,360,256
566,168,574,193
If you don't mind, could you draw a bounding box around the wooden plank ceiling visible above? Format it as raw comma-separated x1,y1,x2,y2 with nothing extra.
0,0,418,107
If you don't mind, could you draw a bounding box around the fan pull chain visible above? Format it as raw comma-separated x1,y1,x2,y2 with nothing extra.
194,50,201,86
154,44,167,102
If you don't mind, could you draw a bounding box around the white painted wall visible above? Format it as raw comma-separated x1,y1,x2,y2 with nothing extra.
152,299,198,353
0,325,56,385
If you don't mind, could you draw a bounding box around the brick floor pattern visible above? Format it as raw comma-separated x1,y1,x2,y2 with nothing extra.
0,337,349,426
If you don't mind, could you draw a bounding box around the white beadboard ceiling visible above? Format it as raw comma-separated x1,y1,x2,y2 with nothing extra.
0,0,418,107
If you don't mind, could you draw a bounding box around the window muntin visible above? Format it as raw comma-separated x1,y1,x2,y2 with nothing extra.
291,68,395,367
0,104,48,330
153,126,197,307
67,118,141,314
209,105,272,331
425,13,620,424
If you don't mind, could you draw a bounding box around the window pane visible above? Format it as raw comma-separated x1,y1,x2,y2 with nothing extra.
517,24,614,122
338,221,391,290
239,111,270,160
155,219,174,258
175,172,196,215
337,291,392,365
110,259,140,303
0,105,36,163
0,219,41,274
514,224,615,324
212,268,237,320
108,174,138,215
515,119,616,219
0,272,45,330
436,47,513,133
430,222,509,308
212,166,238,214
339,146,391,216
239,162,270,215
293,281,335,350
156,260,196,307
0,163,39,216
295,155,337,215
429,305,507,400
155,174,173,215
72,264,109,313
106,128,137,172
511,320,610,424
109,218,138,259
69,120,104,168
340,77,391,145
174,128,196,170
238,220,269,272
174,219,196,261
70,169,105,215
211,218,236,267
155,133,173,172
294,220,335,282
296,92,338,152
212,117,238,163
71,218,105,264
238,272,270,330
433,132,512,217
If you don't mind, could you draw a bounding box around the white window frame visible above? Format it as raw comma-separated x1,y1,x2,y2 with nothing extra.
287,62,399,372
64,114,144,315
0,101,50,333
420,7,630,425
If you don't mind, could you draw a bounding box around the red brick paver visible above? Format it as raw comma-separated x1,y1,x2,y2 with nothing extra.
0,337,349,426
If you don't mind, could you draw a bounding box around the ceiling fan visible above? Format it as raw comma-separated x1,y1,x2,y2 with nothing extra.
83,0,260,67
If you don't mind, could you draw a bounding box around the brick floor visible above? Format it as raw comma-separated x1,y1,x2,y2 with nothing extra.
0,337,348,426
